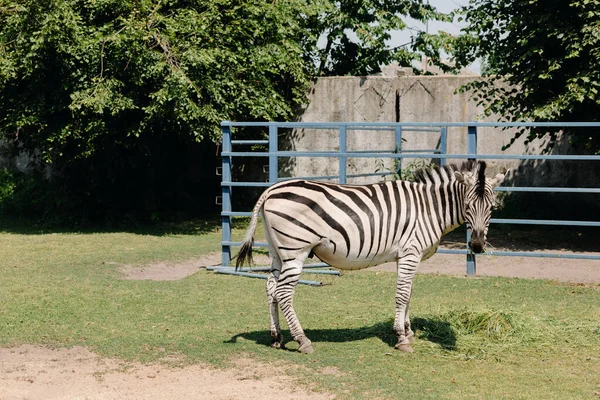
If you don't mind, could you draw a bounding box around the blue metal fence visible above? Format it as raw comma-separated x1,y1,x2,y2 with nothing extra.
217,121,600,284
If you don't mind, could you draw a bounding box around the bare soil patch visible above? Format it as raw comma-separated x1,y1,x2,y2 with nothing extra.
0,345,334,400
119,260,203,281
371,251,600,284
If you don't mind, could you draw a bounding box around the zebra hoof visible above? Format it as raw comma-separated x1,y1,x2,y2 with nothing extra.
271,333,286,350
271,341,286,350
395,343,414,353
298,340,314,354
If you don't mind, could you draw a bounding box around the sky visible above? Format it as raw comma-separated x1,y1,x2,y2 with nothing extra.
388,0,468,46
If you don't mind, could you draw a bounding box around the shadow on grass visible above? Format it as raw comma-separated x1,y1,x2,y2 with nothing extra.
225,317,456,351
411,317,457,350
0,215,221,236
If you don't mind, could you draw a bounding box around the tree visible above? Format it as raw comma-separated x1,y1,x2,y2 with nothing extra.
0,0,452,221
452,0,600,152
0,0,315,160
308,0,452,76
0,0,321,219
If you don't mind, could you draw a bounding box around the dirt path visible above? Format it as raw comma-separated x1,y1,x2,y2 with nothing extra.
374,251,600,283
0,346,334,400
197,249,600,284
2,247,597,400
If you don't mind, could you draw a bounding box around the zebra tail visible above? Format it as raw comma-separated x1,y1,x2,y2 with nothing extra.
234,192,267,270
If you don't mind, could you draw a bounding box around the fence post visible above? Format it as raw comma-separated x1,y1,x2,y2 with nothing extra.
339,125,347,184
268,124,278,183
395,125,403,176
439,127,448,166
466,124,478,276
221,123,232,268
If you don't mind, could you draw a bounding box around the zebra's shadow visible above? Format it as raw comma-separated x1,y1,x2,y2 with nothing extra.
225,317,456,351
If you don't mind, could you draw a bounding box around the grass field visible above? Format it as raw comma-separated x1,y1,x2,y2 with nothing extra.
1,219,599,399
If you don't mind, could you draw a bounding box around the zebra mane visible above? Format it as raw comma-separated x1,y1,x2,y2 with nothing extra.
413,161,488,198
412,164,457,184
476,161,487,197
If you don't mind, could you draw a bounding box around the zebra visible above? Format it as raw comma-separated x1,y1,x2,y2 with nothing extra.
235,160,506,354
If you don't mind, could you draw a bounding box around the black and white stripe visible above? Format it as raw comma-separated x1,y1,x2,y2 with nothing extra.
236,160,506,353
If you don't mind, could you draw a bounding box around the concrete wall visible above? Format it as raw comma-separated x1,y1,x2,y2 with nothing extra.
286,74,544,183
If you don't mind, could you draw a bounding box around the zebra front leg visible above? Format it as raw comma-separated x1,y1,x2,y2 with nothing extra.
394,252,419,353
405,288,415,343
275,259,313,354
266,257,284,349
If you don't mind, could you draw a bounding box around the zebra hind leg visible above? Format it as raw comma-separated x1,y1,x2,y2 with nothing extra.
274,258,313,354
266,256,284,349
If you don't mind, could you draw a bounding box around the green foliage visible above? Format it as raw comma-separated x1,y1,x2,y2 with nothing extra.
0,0,454,164
452,0,600,152
375,156,434,182
0,168,16,206
0,0,314,162
0,0,457,221
0,0,318,220
0,168,52,217
311,0,453,76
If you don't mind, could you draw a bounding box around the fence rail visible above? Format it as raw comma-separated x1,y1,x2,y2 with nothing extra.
218,121,600,284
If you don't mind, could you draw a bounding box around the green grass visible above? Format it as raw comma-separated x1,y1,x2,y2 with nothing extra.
0,220,599,399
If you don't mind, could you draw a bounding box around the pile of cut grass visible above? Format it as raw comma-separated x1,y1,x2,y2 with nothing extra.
446,308,515,338
415,308,515,349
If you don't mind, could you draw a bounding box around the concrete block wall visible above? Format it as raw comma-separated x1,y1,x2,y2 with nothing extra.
286,74,545,183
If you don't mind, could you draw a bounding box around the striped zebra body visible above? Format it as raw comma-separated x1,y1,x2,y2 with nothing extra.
236,160,506,353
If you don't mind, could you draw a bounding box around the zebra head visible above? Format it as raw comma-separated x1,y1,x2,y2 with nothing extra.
455,161,507,254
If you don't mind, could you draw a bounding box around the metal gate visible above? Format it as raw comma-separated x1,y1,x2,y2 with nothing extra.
214,121,600,285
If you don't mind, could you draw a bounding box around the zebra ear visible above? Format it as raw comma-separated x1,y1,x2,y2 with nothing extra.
455,171,476,186
489,169,509,187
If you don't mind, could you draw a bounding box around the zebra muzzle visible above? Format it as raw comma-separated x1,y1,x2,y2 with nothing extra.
469,239,485,254
469,232,486,254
